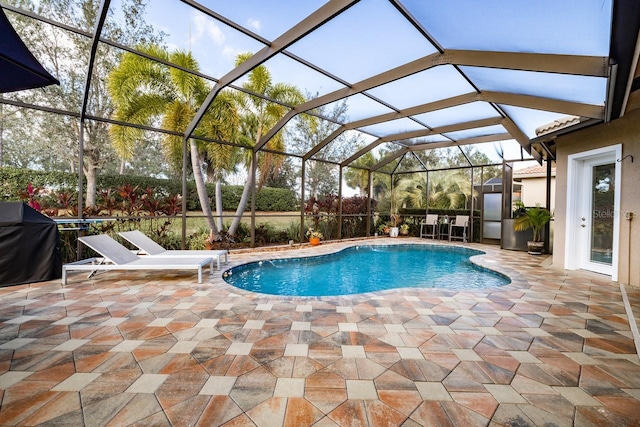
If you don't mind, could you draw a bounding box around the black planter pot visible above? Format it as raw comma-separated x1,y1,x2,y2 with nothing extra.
527,241,544,255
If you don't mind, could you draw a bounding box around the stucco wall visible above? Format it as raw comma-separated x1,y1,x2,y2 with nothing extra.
520,177,556,213
553,108,640,286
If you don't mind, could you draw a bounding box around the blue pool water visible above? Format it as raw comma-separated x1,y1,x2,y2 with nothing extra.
223,244,510,296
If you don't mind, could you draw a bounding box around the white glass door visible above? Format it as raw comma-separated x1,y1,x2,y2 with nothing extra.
579,160,616,275
566,145,621,280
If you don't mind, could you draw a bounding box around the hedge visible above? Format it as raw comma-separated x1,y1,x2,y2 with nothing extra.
0,167,298,212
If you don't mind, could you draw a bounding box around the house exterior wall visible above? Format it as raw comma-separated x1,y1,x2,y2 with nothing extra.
553,108,640,287
520,177,556,213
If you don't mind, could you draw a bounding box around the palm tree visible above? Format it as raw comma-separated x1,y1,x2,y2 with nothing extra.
227,52,305,237
344,152,377,196
428,170,472,209
107,44,239,242
392,175,427,209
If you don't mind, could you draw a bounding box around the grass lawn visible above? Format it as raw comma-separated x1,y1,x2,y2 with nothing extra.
169,211,303,236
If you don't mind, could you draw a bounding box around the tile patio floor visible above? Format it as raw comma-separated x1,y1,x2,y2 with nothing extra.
0,238,639,426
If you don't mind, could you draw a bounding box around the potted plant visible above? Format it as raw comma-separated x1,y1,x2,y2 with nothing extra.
399,223,410,236
389,212,402,238
305,228,323,246
378,223,390,236
513,206,551,254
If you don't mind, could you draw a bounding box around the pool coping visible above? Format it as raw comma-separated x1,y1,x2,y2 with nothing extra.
215,238,537,301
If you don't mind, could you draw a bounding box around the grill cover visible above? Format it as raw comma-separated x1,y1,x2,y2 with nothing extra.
0,202,61,286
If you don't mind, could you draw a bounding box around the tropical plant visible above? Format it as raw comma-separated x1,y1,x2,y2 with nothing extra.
107,44,239,242
391,176,427,210
341,195,376,238
227,52,306,237
513,206,551,242
18,182,42,211
344,152,389,197
428,170,472,209
304,194,339,240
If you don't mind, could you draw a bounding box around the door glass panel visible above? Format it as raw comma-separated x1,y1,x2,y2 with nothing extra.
590,163,615,264
483,193,502,239
483,193,502,221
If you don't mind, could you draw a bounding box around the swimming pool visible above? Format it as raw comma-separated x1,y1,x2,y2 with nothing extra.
223,244,510,296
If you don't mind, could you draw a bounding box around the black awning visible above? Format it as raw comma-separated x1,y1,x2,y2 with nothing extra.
0,7,59,93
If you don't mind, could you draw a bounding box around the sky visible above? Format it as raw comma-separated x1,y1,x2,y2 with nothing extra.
105,0,613,172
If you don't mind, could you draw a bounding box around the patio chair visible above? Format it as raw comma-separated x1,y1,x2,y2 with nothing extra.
449,215,469,242
419,214,439,239
119,230,228,270
62,235,214,285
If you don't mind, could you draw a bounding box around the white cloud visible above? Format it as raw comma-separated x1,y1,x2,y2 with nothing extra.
222,46,240,58
190,13,225,46
247,18,261,32
207,22,226,45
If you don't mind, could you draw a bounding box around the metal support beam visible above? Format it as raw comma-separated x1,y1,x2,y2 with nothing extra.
350,117,503,169
539,141,556,161
257,49,607,154
382,117,504,146
341,138,384,167
299,89,602,163
391,152,407,175
372,147,410,172
79,0,109,122
545,159,552,254
76,0,109,259
447,50,608,77
250,150,257,247
185,0,359,140
409,133,512,151
303,127,346,161
501,119,542,162
338,166,343,240
470,167,474,242
366,170,372,237
181,138,188,249
346,93,479,130
257,51,449,149
300,160,306,244
425,170,430,216
77,125,84,261
480,91,604,119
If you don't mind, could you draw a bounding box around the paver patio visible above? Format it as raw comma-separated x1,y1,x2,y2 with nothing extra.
0,238,638,426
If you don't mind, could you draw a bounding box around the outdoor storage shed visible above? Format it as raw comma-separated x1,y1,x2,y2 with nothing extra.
0,202,61,286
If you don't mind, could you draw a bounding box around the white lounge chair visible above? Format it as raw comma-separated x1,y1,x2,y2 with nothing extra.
62,235,214,284
118,230,228,270
420,214,439,239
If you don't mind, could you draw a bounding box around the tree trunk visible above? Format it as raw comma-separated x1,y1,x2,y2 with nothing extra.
215,180,223,230
227,158,254,237
189,139,220,241
119,159,125,175
84,161,97,208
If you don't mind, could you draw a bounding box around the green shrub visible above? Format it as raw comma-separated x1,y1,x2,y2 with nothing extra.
188,227,210,250
254,223,275,246
231,221,251,242
1,168,299,212
158,232,183,250
287,221,302,242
